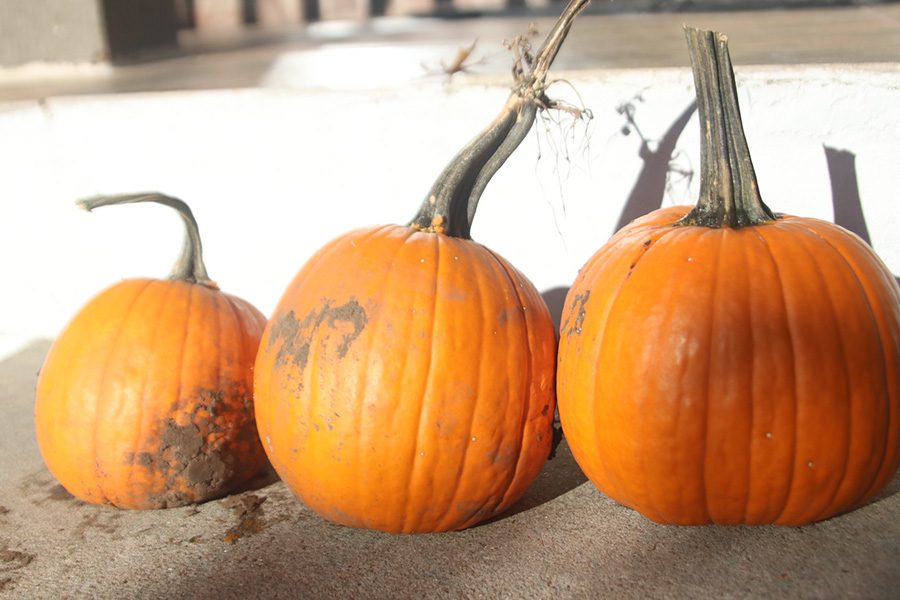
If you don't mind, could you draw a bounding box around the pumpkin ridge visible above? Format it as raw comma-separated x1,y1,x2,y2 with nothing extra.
359,227,418,530
754,228,802,525
793,222,892,515
174,279,198,428
436,242,487,531
740,229,761,524
220,292,255,492
91,279,157,506
126,280,183,506
638,229,700,520
484,249,533,514
695,229,727,524
352,232,405,527
818,231,900,506
401,234,441,533
583,234,665,512
742,227,780,523
793,224,857,522
570,251,624,505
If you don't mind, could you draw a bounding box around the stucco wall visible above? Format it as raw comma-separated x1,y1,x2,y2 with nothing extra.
0,63,897,349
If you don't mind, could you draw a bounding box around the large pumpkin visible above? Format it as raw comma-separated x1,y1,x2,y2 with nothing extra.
557,29,900,525
253,0,590,533
35,193,269,509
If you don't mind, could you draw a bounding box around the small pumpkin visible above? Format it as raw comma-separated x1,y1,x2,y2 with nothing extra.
557,29,900,525
35,193,269,509
253,0,591,533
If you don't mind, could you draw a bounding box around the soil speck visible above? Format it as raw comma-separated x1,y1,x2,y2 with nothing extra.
222,494,267,543
563,291,590,337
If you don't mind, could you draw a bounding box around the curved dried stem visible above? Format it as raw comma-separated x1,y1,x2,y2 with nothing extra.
410,0,592,238
77,192,217,288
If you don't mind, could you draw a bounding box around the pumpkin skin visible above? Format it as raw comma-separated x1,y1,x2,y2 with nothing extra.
35,194,270,509
557,205,900,525
254,225,556,533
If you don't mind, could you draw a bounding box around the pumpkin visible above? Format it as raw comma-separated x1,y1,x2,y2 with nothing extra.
35,193,269,509
557,28,900,525
253,0,591,533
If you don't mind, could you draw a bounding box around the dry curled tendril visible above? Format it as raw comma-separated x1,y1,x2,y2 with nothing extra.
506,24,592,123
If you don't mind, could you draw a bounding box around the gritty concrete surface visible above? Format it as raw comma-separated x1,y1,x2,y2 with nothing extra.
2,340,899,598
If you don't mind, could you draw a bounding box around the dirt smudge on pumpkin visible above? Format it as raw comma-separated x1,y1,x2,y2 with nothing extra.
222,493,267,543
268,298,368,372
485,446,519,467
131,385,266,509
563,291,590,336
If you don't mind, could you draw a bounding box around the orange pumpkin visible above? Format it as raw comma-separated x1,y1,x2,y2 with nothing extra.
557,29,900,525
35,193,269,509
253,0,591,533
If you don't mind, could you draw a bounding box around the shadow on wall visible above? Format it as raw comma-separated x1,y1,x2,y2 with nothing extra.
614,101,697,234
823,146,899,286
541,286,570,338
608,102,898,284
825,145,871,244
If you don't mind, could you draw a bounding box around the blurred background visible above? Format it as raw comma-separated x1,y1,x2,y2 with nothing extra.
0,0,898,357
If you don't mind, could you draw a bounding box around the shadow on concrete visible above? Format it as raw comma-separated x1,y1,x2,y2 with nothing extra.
485,437,588,525
614,100,696,234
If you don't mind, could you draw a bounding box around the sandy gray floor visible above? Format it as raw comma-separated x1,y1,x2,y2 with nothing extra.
1,339,898,599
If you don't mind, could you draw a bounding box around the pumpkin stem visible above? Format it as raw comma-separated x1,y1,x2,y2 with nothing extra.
409,0,592,239
678,27,777,229
77,192,218,289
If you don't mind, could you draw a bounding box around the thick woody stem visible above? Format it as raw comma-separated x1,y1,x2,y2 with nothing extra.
678,27,776,229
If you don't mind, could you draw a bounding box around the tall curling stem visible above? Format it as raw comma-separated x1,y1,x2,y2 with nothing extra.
77,192,216,287
409,0,592,238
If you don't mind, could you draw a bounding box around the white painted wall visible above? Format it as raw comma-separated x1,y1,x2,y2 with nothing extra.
1,62,898,357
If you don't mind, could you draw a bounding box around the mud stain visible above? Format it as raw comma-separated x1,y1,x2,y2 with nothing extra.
562,291,590,337
74,511,122,540
485,446,519,467
0,546,35,593
222,493,267,543
127,385,267,509
268,298,368,372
